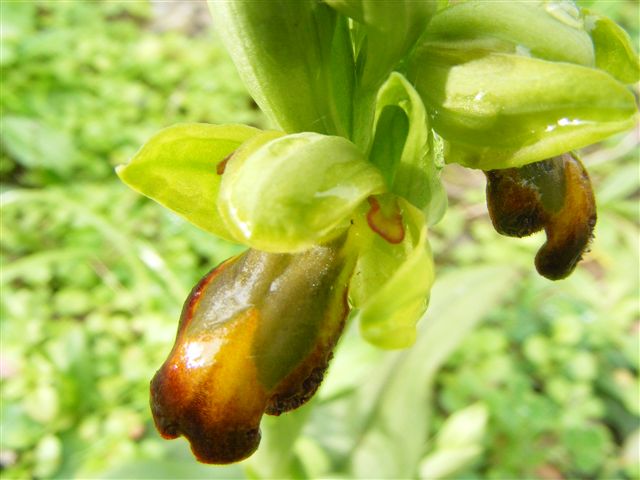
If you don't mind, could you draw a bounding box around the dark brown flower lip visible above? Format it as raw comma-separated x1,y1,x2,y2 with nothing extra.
188,427,262,465
149,243,354,464
485,153,596,280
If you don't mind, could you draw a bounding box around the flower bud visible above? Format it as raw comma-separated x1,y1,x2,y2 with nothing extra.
150,241,353,464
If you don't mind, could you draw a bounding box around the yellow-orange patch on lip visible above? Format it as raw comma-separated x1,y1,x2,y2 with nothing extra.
366,195,405,244
535,154,596,280
151,306,268,464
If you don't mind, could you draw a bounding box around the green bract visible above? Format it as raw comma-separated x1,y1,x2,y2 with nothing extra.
408,51,637,169
348,196,434,349
115,123,259,241
585,11,640,84
209,1,353,137
218,132,386,253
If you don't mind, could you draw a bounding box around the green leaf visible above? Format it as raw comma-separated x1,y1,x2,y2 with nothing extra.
209,1,354,137
2,116,77,174
116,123,260,241
371,72,447,224
245,404,314,479
420,0,595,66
435,403,488,449
585,11,640,84
418,446,482,480
349,265,518,478
326,0,437,88
409,51,638,169
348,197,434,349
219,132,385,252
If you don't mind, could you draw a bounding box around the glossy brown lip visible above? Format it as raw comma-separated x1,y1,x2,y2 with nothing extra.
150,243,354,464
485,153,596,280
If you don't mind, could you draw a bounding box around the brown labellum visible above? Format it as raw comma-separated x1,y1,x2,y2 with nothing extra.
150,241,353,464
485,153,596,280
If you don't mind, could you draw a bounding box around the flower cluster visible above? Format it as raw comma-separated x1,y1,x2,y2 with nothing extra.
117,0,638,464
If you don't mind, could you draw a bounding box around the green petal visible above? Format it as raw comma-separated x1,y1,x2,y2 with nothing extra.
219,132,386,253
371,72,447,224
585,11,640,84
116,123,260,240
348,196,435,349
409,52,638,169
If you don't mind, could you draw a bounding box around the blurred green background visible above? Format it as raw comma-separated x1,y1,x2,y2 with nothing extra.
1,1,638,479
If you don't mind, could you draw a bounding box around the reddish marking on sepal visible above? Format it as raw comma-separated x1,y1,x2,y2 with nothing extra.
216,153,233,175
366,196,405,244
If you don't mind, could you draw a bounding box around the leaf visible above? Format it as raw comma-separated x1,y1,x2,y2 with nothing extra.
371,72,447,224
218,132,385,253
116,123,260,241
348,197,434,349
209,1,354,137
349,265,519,479
409,51,638,169
245,404,314,479
96,458,243,479
418,446,482,480
585,11,640,84
1,116,77,174
420,0,595,66
435,403,488,449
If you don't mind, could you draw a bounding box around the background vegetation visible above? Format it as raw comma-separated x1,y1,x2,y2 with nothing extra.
1,1,638,478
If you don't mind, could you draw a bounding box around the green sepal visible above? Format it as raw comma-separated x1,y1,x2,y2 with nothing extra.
348,196,435,349
218,132,386,253
409,51,638,170
116,123,260,241
370,72,447,225
420,0,595,66
585,10,640,84
209,1,354,137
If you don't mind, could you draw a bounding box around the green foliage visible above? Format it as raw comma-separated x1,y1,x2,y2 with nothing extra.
1,1,266,186
2,1,638,479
